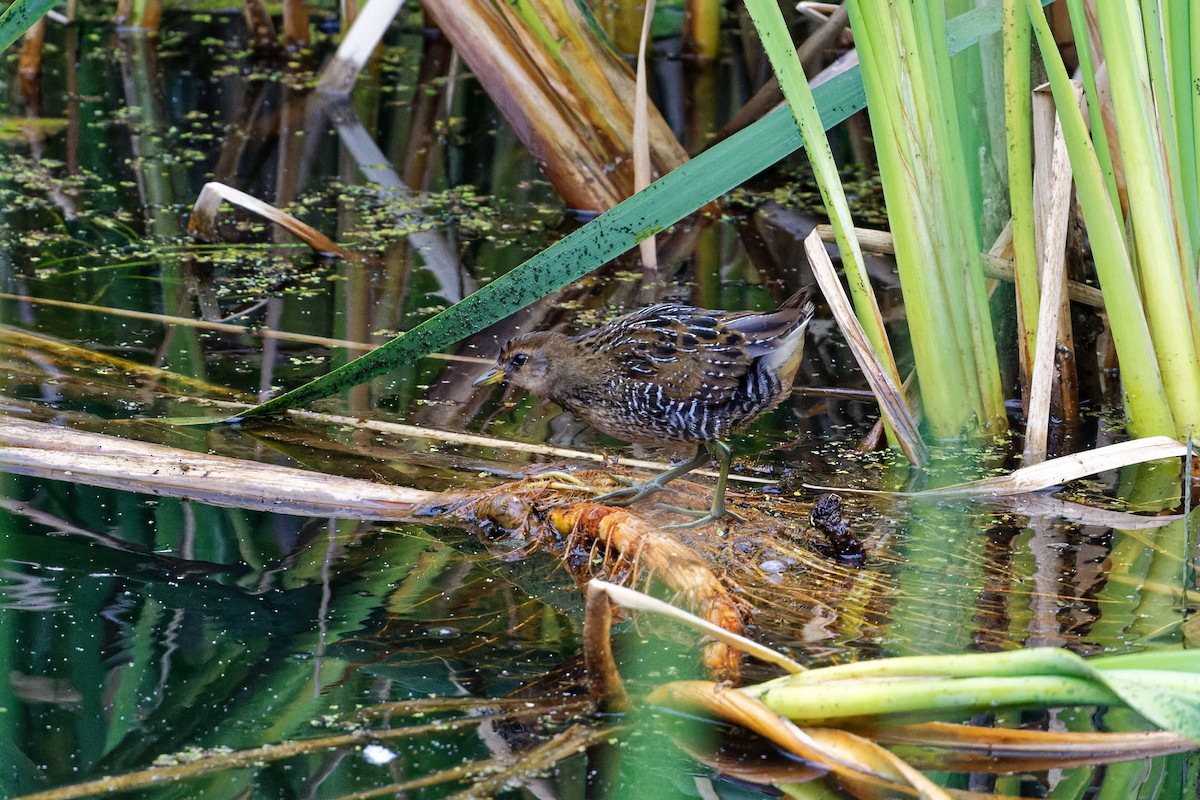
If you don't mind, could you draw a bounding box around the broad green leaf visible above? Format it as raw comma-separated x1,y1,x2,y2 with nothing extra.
1092,650,1200,674
1089,669,1200,743
743,647,1200,742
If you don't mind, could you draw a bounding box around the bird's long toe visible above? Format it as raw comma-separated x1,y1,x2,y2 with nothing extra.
592,479,680,506
657,500,746,528
662,510,724,529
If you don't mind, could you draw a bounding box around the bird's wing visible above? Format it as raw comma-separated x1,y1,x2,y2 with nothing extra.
582,304,754,404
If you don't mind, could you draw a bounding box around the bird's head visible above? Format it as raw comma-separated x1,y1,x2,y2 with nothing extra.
473,331,567,398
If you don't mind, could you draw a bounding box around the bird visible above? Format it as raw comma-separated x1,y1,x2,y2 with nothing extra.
473,288,815,526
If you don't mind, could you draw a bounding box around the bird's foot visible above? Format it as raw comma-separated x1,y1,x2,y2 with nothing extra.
657,502,747,528
590,446,710,507
592,478,681,507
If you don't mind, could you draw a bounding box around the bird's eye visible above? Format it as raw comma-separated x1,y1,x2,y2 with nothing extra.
511,353,529,368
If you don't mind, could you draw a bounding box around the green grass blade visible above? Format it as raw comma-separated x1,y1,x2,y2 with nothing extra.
1141,1,1189,264
1064,0,1123,228
1191,6,1200,268
1003,0,1038,382
743,0,891,347
1166,2,1200,270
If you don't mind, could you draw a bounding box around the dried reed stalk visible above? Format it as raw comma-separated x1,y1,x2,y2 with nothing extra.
188,181,354,260
421,0,687,211
1024,82,1080,463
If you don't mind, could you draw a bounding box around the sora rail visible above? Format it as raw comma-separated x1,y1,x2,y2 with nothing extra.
474,289,815,526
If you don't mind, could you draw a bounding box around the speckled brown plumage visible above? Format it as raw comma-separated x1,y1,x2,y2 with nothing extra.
475,288,814,525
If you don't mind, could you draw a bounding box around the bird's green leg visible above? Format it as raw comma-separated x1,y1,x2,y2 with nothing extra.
592,445,709,506
663,441,743,528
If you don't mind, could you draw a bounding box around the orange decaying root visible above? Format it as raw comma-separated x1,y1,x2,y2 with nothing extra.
410,480,751,680
546,502,746,680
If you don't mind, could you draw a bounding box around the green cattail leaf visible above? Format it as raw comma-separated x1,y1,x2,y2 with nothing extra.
744,647,1200,742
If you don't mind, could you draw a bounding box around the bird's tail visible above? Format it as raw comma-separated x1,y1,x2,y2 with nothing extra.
726,286,814,350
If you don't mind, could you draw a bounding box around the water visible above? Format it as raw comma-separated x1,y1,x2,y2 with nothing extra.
1,8,1197,799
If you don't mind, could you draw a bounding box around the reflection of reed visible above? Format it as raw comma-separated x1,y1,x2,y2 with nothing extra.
18,18,45,110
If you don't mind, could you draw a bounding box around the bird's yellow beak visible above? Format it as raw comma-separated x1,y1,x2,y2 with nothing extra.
473,365,507,387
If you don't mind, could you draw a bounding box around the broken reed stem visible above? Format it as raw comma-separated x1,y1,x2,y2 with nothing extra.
584,582,632,710
201,400,775,485
591,580,805,674
188,181,355,260
1024,83,1079,464
633,0,657,270
804,229,927,466
316,0,408,94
